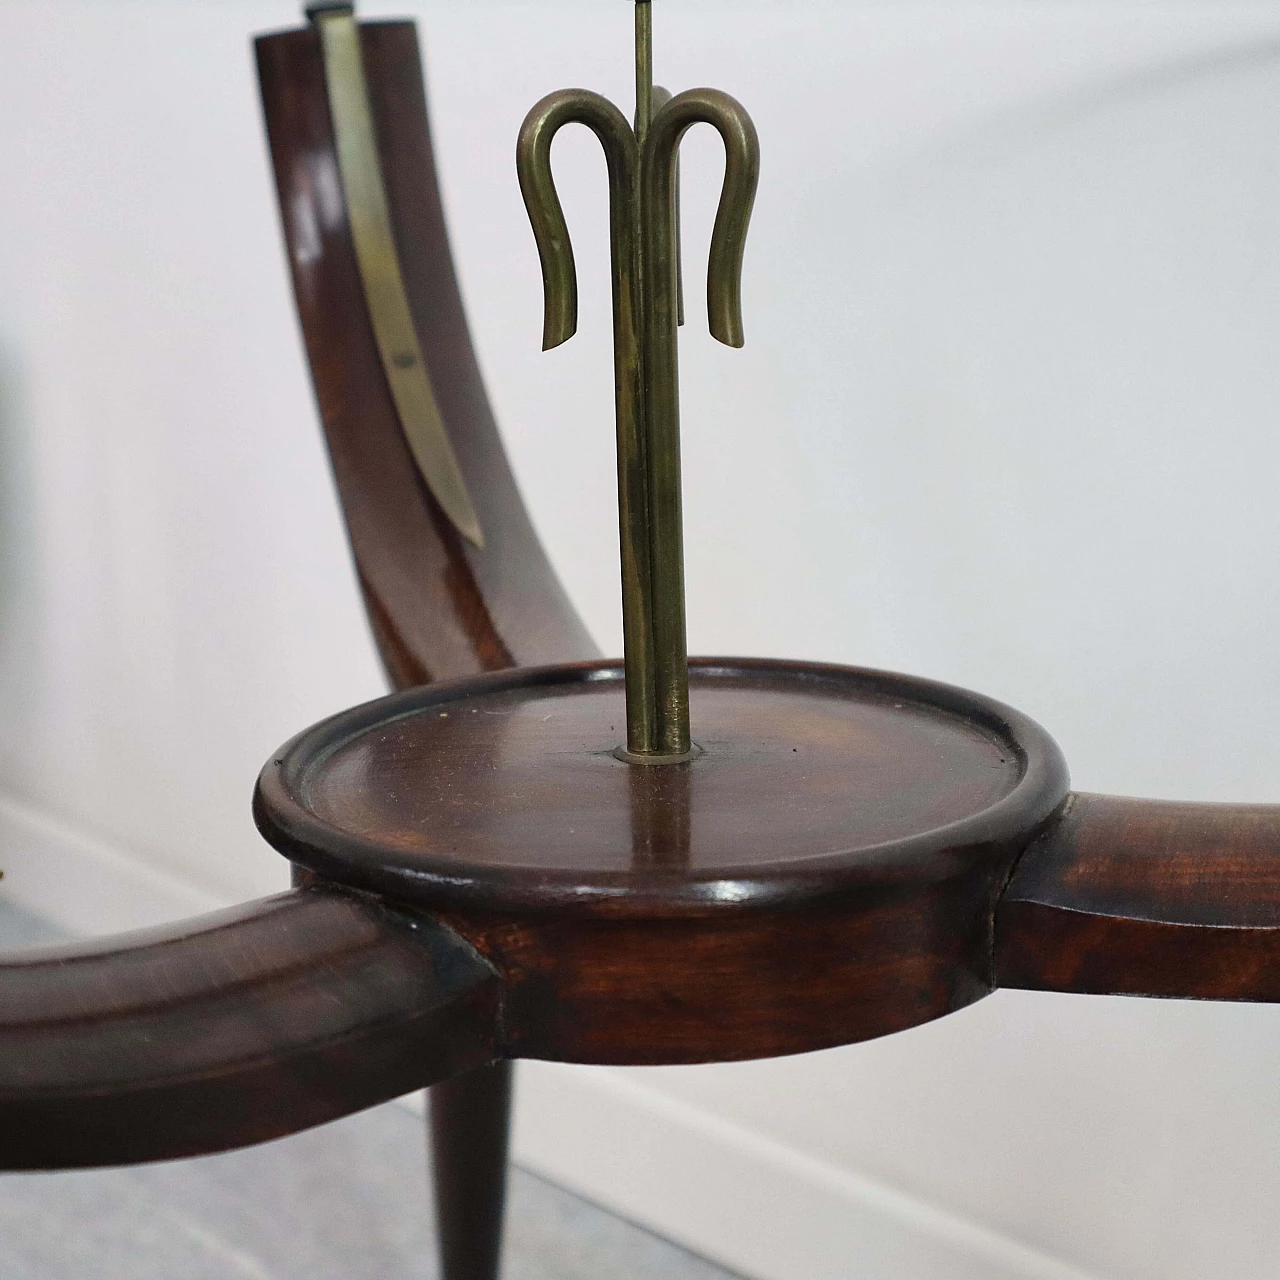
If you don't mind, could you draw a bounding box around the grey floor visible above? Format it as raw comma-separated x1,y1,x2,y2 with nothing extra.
0,898,740,1280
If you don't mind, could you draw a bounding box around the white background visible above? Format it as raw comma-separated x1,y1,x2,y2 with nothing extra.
3,3,1280,1277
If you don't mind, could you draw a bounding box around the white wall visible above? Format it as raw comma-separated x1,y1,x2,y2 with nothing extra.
3,3,1280,1278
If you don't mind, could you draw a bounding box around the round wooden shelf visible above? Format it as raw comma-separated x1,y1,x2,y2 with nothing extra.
255,658,1069,1062
256,657,1065,914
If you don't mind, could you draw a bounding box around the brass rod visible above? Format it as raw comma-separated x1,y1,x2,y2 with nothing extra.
650,85,684,330
634,2,652,145
517,10,758,762
629,1,657,753
640,89,760,755
516,93,657,754
639,113,688,755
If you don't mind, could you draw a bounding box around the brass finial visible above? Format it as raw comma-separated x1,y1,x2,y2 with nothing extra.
517,0,759,761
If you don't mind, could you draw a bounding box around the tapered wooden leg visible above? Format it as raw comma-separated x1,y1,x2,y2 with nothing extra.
429,1060,513,1280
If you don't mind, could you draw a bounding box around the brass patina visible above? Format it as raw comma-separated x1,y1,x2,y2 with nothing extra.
310,3,484,548
517,0,759,759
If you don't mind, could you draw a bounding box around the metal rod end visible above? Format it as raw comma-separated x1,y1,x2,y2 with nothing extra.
613,744,703,767
305,2,354,24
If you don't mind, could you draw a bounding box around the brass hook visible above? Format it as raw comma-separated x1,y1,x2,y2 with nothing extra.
516,7,758,759
639,88,759,754
516,93,657,752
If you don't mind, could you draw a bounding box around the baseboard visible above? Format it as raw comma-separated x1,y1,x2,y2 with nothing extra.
0,786,1096,1280
510,1061,1098,1280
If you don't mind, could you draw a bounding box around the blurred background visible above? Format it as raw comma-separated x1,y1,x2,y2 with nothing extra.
2,2,1280,1277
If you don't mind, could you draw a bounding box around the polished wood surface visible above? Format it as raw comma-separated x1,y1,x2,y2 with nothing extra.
256,657,1066,914
255,20,597,686
257,657,1069,1062
430,1060,512,1280
996,792,1280,1000
281,666,1016,875
6,21,1280,1280
0,887,499,1170
0,9,576,1196
255,22,599,1277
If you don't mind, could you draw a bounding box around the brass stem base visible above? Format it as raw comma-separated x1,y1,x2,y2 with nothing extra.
612,743,704,767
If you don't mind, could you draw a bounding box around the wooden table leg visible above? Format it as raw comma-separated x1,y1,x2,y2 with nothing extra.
429,1060,514,1280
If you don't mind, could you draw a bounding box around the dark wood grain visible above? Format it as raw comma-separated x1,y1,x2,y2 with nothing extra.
255,23,600,1277
255,21,597,685
0,886,499,1170
447,885,989,1063
257,657,1069,1062
257,658,1066,915
996,792,1280,1000
429,1060,512,1280
0,19,559,1186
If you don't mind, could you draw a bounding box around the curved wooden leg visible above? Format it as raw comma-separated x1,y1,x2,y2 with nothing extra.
996,793,1280,1000
429,1060,513,1280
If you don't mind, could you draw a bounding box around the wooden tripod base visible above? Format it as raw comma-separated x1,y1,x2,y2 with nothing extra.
255,658,1068,1064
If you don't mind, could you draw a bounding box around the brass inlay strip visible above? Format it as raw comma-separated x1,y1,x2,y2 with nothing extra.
311,4,484,548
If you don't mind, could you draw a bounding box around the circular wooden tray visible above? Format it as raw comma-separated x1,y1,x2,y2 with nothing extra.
255,658,1068,1062
256,657,1065,914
